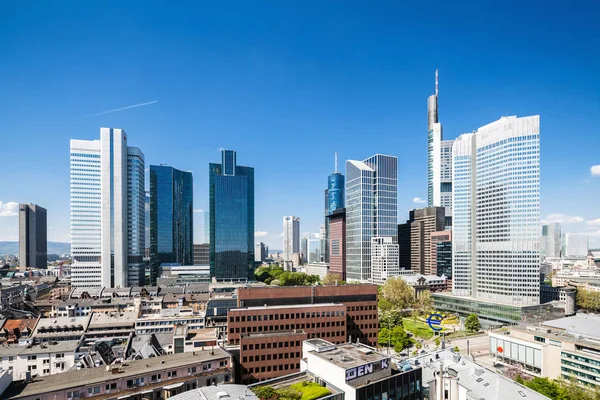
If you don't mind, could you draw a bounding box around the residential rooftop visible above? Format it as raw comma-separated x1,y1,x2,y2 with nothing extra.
0,340,80,356
4,346,231,399
89,311,138,328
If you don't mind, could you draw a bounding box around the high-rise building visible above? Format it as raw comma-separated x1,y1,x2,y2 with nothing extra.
327,209,346,280
255,242,266,263
307,237,321,263
410,207,445,275
324,153,345,263
427,70,454,228
19,204,47,270
193,243,210,265
430,230,452,278
301,236,308,262
203,210,210,244
541,223,561,259
370,237,399,285
452,116,540,305
319,224,326,262
70,128,145,288
346,154,398,282
209,149,254,280
150,165,194,272
397,219,413,270
564,233,588,258
282,216,300,262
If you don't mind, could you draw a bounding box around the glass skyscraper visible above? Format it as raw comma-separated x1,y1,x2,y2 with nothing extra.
346,154,397,282
150,165,194,273
70,128,145,288
209,150,254,280
452,115,540,305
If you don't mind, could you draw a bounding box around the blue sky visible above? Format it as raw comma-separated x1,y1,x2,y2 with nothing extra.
1,1,599,249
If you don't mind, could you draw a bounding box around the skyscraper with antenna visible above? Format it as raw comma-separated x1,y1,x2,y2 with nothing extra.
324,153,345,263
427,69,454,228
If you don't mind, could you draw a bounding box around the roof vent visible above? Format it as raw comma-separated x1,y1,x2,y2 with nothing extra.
216,391,230,399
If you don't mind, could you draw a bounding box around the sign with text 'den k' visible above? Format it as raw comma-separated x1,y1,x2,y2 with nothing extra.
345,359,390,381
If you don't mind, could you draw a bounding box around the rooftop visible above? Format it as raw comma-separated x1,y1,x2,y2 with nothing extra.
409,350,549,400
307,341,389,370
231,303,344,312
169,384,259,400
542,313,600,341
89,311,138,328
4,347,231,398
0,340,80,356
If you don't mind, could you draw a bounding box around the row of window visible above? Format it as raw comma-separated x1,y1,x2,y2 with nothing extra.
243,352,301,362
246,363,300,374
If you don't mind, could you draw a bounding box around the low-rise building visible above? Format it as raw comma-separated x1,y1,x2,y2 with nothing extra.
489,313,600,387
32,316,91,343
0,319,38,344
135,311,205,335
0,341,79,379
169,384,259,400
539,284,576,315
399,272,448,294
3,347,233,400
409,349,549,400
82,311,138,346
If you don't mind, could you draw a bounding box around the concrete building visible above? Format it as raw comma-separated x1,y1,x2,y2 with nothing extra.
170,384,259,400
430,231,451,279
229,303,347,382
305,263,329,279
0,341,79,379
301,237,308,263
398,272,449,295
254,242,266,263
541,223,561,259
209,149,254,280
283,217,300,262
236,285,379,347
427,70,454,229
539,284,576,315
3,347,232,400
409,349,548,400
565,233,588,258
370,237,399,285
18,204,47,270
70,128,145,288
452,116,540,306
489,314,600,388
327,209,346,280
410,207,445,275
346,155,397,282
193,243,210,266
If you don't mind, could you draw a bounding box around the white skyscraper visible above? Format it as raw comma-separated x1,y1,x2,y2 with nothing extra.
428,70,454,228
70,128,145,288
370,237,399,285
452,115,540,306
282,216,300,262
541,223,561,259
564,233,588,258
346,154,398,282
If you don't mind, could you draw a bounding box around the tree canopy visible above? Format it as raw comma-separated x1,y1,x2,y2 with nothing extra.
254,265,320,286
322,273,345,285
381,277,415,311
465,314,481,332
378,326,411,352
577,289,600,312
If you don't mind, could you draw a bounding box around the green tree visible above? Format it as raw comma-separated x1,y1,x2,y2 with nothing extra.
453,345,459,353
378,297,393,312
382,277,415,311
322,273,344,285
379,310,403,328
465,314,481,332
414,290,433,315
253,386,277,400
378,326,411,352
523,377,563,400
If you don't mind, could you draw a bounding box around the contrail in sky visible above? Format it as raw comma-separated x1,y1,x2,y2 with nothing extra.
82,100,158,118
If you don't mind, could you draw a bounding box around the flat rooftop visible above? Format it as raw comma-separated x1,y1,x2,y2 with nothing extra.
4,347,231,399
168,384,259,400
231,303,344,312
308,342,389,369
89,311,138,327
542,313,600,340
0,340,80,356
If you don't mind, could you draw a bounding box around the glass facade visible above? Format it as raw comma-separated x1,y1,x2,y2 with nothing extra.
150,165,194,275
436,241,452,279
346,155,397,282
209,150,254,280
452,116,541,305
327,173,345,215
355,369,423,400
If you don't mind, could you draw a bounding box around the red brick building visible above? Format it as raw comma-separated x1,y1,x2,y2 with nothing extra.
327,209,346,281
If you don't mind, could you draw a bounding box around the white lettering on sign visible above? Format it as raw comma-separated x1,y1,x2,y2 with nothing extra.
345,359,391,381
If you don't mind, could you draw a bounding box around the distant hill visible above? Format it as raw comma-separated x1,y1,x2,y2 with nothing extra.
0,241,70,256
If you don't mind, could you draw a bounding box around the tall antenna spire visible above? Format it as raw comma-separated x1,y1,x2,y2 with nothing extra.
435,69,439,97
334,152,338,173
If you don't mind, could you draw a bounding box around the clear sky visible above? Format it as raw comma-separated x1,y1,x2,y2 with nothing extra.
1,1,599,249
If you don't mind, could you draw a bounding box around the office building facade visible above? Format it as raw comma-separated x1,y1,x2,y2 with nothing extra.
452,116,540,305
430,230,451,278
397,220,412,269
325,155,345,263
327,209,346,280
346,154,398,282
193,243,210,265
564,233,588,258
307,238,321,263
18,204,47,270
70,128,145,288
209,150,255,280
541,223,561,259
301,237,308,263
150,165,194,270
255,242,266,263
410,207,445,275
283,216,300,262
370,237,399,285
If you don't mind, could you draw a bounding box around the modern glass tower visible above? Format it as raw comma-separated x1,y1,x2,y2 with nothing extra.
427,70,454,228
19,203,47,270
283,216,300,262
345,154,398,282
150,165,194,272
70,128,145,288
324,153,345,263
209,149,254,280
452,115,540,305
541,223,561,259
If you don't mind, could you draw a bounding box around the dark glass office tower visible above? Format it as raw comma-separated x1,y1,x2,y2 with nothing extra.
19,204,47,271
150,165,194,275
209,150,255,280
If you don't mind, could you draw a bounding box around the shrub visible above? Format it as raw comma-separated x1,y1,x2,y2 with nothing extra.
290,382,331,400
